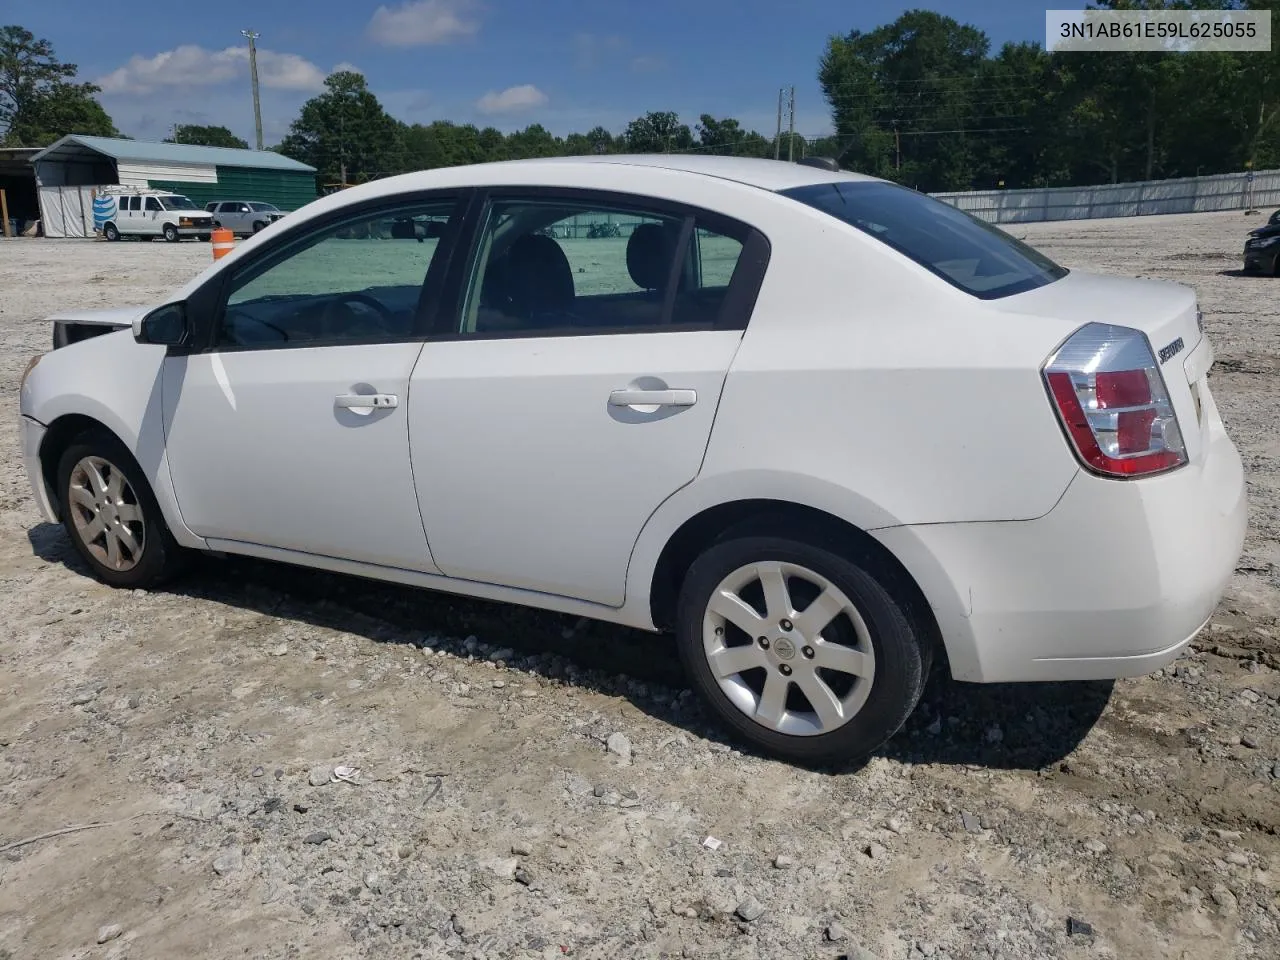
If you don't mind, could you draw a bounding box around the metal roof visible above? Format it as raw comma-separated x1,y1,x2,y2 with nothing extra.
29,135,315,172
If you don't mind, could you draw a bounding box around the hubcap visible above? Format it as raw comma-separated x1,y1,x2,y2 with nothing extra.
67,456,146,572
702,561,876,737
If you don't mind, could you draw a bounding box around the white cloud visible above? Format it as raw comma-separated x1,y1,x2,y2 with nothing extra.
98,45,326,95
475,84,548,115
367,0,481,47
331,62,363,76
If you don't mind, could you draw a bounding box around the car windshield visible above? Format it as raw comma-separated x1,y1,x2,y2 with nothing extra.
780,180,1068,299
249,202,280,212
160,195,199,211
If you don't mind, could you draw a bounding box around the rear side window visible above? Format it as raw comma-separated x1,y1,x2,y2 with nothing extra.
780,181,1067,299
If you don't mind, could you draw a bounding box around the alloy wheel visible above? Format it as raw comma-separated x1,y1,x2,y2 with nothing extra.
67,456,146,572
701,560,876,737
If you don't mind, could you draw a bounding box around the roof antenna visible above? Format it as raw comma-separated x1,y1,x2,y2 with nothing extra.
796,156,841,172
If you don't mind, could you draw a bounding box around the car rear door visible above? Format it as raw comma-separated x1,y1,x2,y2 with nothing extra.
407,188,769,606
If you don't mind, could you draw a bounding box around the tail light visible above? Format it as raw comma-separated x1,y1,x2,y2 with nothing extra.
1043,322,1186,479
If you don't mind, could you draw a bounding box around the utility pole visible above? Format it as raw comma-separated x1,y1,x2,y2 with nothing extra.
242,29,264,150
787,86,796,162
774,88,783,160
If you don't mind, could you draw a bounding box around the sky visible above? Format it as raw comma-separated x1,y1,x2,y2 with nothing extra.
6,0,1050,146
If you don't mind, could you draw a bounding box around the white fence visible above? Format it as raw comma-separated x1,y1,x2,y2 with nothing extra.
932,169,1280,224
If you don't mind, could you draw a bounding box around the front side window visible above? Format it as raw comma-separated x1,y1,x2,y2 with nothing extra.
144,197,162,212
218,199,457,348
250,202,279,212
458,197,749,336
780,181,1067,299
160,195,198,211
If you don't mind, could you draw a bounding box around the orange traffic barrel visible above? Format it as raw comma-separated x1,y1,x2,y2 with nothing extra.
211,227,235,260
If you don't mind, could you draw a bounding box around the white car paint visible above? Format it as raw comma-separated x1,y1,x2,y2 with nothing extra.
19,154,1247,691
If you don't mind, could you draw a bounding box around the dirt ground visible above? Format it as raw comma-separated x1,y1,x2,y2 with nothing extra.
0,212,1277,960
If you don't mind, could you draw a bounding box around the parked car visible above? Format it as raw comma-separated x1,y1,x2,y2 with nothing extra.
18,155,1247,765
1242,208,1280,275
97,189,214,242
205,200,286,236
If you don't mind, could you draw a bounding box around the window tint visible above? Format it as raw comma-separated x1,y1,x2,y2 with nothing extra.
161,195,198,211
458,198,748,336
250,202,278,212
218,200,455,348
145,197,162,212
780,181,1067,299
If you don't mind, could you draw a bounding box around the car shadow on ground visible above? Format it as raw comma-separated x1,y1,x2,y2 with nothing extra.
29,523,1112,776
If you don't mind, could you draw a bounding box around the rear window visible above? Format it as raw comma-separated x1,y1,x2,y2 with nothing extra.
780,181,1067,299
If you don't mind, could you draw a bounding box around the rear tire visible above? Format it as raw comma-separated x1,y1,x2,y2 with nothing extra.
163,223,179,243
675,534,927,766
103,222,120,241
252,220,266,233
56,430,189,589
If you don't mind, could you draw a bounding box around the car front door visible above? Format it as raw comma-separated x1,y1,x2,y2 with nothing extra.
143,196,163,235
408,189,768,606
162,193,465,570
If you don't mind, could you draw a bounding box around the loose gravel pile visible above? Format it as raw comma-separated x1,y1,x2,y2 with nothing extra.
0,213,1277,960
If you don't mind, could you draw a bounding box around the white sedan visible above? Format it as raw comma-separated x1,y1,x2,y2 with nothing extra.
18,155,1247,765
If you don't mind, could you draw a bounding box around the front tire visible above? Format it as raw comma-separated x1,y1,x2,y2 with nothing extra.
675,535,927,766
57,431,188,589
163,223,179,242
252,220,266,233
103,222,120,241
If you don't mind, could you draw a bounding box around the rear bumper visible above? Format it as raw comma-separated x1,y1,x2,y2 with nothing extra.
876,397,1247,683
20,415,57,523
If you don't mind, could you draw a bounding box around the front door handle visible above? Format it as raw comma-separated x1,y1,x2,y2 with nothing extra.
608,388,697,408
336,393,398,410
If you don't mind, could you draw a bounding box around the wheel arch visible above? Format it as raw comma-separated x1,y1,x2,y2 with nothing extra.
643,497,945,672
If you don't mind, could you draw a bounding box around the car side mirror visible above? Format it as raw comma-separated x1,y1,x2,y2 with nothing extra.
134,302,189,346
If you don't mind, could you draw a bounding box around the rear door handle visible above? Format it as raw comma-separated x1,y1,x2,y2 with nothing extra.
608,388,697,408
335,393,398,410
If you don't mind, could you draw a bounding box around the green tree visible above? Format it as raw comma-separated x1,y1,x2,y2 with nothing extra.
278,71,406,185
623,111,693,153
166,123,248,149
1,25,116,145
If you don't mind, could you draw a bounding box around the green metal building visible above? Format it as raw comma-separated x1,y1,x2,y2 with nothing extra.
30,135,317,237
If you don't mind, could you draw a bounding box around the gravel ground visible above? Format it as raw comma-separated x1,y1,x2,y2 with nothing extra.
0,212,1278,960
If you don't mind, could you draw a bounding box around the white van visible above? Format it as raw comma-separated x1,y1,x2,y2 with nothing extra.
95,188,215,242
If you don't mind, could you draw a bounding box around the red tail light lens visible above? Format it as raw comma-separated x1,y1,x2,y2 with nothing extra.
1043,323,1186,478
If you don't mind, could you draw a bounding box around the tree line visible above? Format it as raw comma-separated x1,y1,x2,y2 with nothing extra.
4,2,1279,196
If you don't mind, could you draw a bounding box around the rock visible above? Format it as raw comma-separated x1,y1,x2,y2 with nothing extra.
606,733,632,762
252,766,264,777
825,922,849,942
303,830,332,845
486,858,519,881
885,818,904,835
1241,689,1261,703
488,648,515,663
363,872,382,894
1272,762,1280,780
772,854,795,870
96,925,123,944
293,802,309,814
917,943,937,957
593,784,609,798
1084,839,1108,854
1067,917,1094,938
863,841,887,860
269,643,289,656
514,866,533,886
70,689,98,706
734,896,765,922
127,695,141,710
212,848,243,876
263,797,282,814
511,842,532,857
1226,852,1250,867
926,716,943,736
307,766,332,787
1241,734,1259,749
492,680,506,689
961,812,983,834
1210,884,1239,913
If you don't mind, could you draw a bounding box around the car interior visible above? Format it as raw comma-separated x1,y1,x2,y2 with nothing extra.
216,204,741,348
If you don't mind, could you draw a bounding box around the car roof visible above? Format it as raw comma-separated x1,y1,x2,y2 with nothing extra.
448,154,879,192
